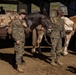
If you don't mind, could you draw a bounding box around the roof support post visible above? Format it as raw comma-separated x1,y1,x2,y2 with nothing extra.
17,0,31,14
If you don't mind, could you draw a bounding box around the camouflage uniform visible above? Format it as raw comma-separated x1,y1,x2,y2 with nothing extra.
50,16,65,65
12,18,25,65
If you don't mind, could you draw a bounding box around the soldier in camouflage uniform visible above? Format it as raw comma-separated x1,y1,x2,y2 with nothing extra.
12,9,27,72
50,8,65,66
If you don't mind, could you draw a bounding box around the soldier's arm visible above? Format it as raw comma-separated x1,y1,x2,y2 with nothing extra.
61,20,66,38
12,21,21,42
22,20,27,28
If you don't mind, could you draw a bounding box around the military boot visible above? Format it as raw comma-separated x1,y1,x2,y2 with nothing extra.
50,51,57,66
21,57,26,65
21,59,25,65
17,64,25,73
55,59,63,65
50,59,57,66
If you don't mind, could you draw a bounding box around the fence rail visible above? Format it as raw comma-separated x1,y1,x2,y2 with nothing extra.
24,46,51,48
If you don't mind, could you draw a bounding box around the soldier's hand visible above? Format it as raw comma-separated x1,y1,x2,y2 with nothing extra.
27,28,32,32
16,41,20,44
26,27,32,33
23,22,27,28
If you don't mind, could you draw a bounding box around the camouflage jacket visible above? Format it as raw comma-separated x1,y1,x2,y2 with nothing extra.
51,17,65,38
12,18,25,42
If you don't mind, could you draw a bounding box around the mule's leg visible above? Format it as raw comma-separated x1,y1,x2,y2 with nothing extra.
63,32,73,55
31,29,37,53
63,35,69,55
36,30,44,54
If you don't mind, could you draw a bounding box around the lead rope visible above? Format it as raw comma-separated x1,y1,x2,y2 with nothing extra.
44,33,52,45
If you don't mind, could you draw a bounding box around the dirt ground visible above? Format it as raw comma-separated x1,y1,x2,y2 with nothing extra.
0,38,76,75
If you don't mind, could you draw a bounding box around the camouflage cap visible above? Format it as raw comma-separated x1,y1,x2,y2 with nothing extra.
18,9,27,14
57,8,63,14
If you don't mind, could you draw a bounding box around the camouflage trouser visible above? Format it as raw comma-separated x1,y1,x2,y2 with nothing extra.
50,36,62,60
14,42,25,65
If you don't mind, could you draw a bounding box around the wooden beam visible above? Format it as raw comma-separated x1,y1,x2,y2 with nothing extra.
24,46,51,48
0,0,18,4
17,0,31,14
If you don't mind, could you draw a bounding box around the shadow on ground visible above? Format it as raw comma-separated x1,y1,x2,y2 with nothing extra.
0,53,16,69
66,66,76,74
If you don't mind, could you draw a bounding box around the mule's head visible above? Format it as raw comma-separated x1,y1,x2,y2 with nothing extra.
41,15,53,33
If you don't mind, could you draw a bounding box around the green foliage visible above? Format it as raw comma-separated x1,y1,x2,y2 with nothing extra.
0,4,17,11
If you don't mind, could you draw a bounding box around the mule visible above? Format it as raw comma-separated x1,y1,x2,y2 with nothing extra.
25,13,53,53
62,16,76,55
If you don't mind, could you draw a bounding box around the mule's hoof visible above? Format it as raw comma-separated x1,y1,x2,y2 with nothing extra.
31,48,36,53
63,51,68,56
36,51,42,54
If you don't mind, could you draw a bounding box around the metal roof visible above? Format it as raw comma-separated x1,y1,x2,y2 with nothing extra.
0,0,18,4
0,0,73,4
